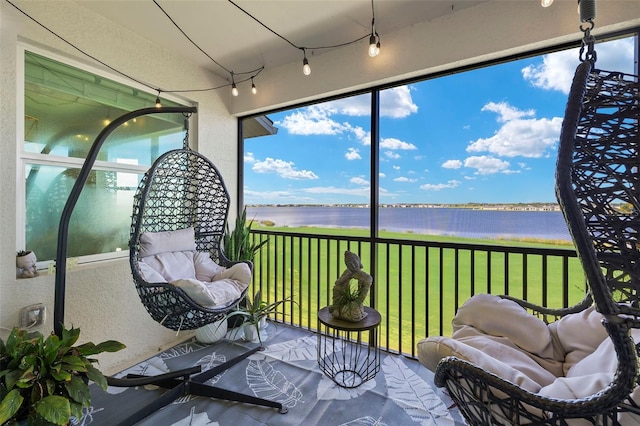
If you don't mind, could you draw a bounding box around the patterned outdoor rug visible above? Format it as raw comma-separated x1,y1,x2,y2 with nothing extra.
78,323,467,425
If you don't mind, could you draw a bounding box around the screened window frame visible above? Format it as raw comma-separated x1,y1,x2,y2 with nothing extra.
17,43,191,266
238,28,640,215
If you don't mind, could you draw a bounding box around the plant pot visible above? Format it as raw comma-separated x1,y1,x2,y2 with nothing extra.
258,316,268,330
242,323,260,342
195,318,228,344
16,251,38,278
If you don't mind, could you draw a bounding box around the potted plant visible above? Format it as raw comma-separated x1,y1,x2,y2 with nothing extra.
0,326,125,425
223,207,268,262
223,207,269,328
225,291,294,344
16,250,38,279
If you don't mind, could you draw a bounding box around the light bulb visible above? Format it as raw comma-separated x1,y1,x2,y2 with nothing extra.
541,0,553,7
251,82,257,95
302,57,311,76
155,96,162,108
231,83,239,97
368,35,380,57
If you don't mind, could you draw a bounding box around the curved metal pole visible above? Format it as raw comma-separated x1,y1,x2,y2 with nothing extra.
54,106,197,336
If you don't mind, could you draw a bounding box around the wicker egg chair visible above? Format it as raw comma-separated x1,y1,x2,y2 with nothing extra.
113,118,289,424
418,37,640,425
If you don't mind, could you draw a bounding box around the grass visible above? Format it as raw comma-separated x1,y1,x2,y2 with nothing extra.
250,224,584,355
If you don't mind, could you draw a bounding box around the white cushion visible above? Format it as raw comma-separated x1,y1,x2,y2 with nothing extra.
172,278,217,306
140,251,197,282
194,251,223,281
417,336,543,393
452,294,554,359
548,305,608,375
139,227,196,257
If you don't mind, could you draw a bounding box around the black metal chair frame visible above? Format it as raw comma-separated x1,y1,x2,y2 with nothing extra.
53,107,286,426
116,117,287,423
433,59,640,424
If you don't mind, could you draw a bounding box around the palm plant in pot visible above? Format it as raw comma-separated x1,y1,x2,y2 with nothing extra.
225,291,294,345
0,326,125,425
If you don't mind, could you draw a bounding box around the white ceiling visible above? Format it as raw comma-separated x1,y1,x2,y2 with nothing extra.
77,0,487,81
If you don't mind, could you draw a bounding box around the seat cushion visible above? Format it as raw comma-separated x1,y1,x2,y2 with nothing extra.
139,250,251,307
417,336,546,393
547,305,608,375
139,227,196,257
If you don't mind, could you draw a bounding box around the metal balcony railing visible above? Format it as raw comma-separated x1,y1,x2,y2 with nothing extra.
248,229,583,360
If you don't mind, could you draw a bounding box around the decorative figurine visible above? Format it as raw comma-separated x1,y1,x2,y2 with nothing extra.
329,250,373,322
16,250,38,278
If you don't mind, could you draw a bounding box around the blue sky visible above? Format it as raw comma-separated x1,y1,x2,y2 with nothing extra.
245,37,634,205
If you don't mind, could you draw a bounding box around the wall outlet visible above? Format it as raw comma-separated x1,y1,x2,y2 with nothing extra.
20,303,46,329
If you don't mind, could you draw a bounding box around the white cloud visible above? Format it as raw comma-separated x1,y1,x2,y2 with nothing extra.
442,159,462,169
420,180,461,191
380,137,417,150
379,172,386,178
394,176,417,183
244,152,256,163
379,86,419,118
277,105,348,135
521,38,635,94
464,176,476,180
345,147,361,160
481,102,534,123
350,176,369,186
384,151,400,159
468,101,562,157
463,155,511,175
252,157,319,180
307,85,417,119
393,165,400,170
303,186,370,197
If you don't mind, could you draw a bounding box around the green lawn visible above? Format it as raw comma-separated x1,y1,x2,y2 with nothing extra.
250,225,584,355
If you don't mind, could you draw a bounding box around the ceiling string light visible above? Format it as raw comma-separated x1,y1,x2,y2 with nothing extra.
7,0,383,98
541,0,554,7
228,0,376,77
368,0,381,57
231,72,239,97
302,48,312,76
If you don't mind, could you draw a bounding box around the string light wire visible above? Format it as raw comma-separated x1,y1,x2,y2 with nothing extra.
6,0,381,97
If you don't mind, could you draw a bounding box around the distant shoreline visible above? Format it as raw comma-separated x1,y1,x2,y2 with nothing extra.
247,203,562,212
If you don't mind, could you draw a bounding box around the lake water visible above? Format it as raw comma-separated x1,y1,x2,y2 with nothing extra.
246,206,572,242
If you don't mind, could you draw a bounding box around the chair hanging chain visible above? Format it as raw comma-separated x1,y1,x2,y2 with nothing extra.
579,21,597,63
579,0,597,63
182,112,192,150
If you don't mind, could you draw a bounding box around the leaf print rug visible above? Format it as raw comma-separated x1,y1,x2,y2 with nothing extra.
79,323,467,425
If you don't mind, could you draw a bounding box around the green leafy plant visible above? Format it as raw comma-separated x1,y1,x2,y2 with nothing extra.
333,282,361,306
223,207,268,262
225,291,295,344
0,326,125,425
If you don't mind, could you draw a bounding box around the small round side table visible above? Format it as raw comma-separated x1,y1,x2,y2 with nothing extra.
317,306,381,388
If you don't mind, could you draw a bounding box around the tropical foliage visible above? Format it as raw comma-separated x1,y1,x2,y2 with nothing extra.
223,207,268,262
0,326,124,425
